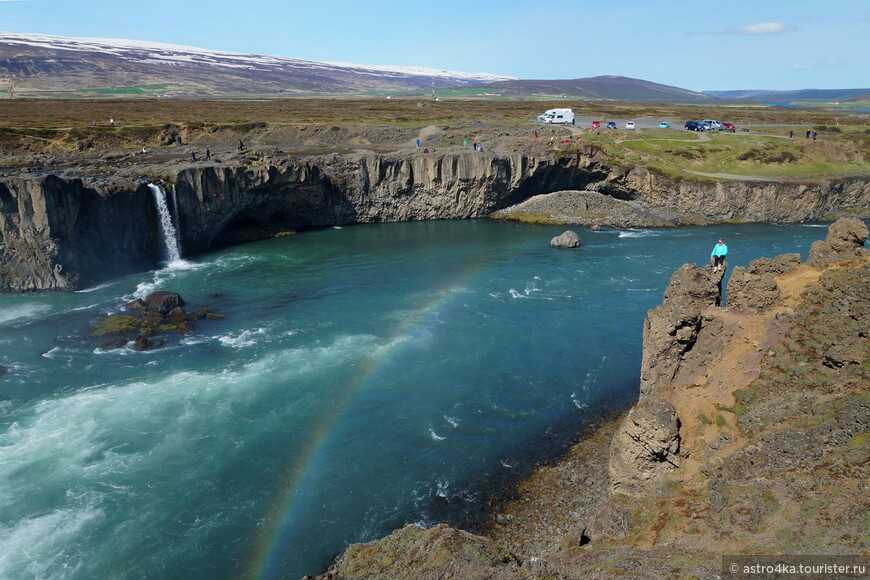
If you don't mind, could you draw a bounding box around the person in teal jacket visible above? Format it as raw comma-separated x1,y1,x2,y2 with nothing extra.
711,238,728,271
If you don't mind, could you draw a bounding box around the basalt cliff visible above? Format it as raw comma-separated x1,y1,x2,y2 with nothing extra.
304,218,869,579
2,147,870,291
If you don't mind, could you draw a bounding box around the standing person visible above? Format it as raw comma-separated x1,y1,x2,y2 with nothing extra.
190,151,197,163
789,130,793,139
806,130,811,139
415,139,420,149
205,147,211,160
812,131,817,141
109,118,115,128
711,238,728,272
238,139,244,151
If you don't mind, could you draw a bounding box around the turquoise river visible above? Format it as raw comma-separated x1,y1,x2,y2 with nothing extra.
0,220,834,579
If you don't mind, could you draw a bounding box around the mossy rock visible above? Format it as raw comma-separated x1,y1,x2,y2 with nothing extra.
91,315,145,337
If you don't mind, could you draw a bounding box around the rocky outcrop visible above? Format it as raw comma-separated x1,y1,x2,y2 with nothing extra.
806,216,869,267
549,231,580,248
608,400,681,496
308,524,562,580
638,264,725,397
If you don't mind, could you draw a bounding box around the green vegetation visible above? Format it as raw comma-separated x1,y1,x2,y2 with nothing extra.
77,83,180,95
616,133,866,179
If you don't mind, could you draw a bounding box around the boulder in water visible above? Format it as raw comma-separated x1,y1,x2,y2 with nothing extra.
90,290,221,350
145,291,186,315
550,231,581,248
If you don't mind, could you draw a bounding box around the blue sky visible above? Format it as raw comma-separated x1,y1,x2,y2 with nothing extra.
1,0,868,91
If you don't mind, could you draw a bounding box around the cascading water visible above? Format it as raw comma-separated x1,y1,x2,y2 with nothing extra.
149,183,182,264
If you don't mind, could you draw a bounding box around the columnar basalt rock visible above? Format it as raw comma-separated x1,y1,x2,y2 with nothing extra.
2,151,870,292
0,176,160,291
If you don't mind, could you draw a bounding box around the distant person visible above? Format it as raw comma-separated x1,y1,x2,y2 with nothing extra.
109,118,115,127
534,130,539,138
415,139,421,149
141,147,147,154
711,238,728,272
423,147,429,154
806,130,811,139
238,140,244,151
789,130,793,139
812,131,817,141
463,139,468,147
205,147,211,160
177,136,183,146
190,151,197,162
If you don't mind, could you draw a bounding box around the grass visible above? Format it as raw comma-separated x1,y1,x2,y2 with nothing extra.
618,133,866,178
77,83,183,95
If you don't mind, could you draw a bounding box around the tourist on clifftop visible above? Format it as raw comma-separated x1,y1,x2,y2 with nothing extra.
711,238,728,271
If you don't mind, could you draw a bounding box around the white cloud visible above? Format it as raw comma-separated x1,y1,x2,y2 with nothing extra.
731,22,788,35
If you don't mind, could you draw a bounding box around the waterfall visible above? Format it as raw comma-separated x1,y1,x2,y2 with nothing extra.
148,184,182,264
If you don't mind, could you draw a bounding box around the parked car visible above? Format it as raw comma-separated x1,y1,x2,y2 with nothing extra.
591,121,600,128
625,121,636,130
721,122,736,132
658,121,671,129
606,121,617,129
685,121,706,131
702,119,723,130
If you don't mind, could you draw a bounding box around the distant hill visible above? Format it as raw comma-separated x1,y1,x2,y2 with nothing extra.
0,33,514,98
704,88,870,102
464,75,713,101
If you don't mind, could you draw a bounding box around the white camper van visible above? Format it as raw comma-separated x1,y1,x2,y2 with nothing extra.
538,108,575,125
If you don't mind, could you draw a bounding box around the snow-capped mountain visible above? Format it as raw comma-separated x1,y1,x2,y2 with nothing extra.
0,33,514,97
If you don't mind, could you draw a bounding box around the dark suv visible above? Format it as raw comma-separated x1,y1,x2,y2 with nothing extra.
685,121,705,132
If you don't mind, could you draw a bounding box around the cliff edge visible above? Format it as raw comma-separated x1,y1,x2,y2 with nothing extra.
306,218,869,579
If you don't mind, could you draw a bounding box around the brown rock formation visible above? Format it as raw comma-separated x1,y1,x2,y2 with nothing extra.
806,217,870,267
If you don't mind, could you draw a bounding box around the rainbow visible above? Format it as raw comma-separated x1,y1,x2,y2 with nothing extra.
248,267,484,579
